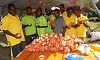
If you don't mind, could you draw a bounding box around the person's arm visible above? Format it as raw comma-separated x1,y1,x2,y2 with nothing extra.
3,30,15,37
72,24,79,28
62,18,67,36
3,30,21,39
36,25,48,28
50,21,55,29
22,24,28,28
83,23,89,28
62,26,66,36
22,24,32,28
21,16,32,28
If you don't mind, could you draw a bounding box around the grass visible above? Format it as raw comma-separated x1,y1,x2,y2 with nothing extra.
89,21,100,31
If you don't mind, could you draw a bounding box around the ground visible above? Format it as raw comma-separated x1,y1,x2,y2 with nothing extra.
86,21,100,44
0,21,100,60
0,32,10,60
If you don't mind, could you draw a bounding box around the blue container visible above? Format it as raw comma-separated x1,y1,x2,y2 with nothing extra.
66,54,85,60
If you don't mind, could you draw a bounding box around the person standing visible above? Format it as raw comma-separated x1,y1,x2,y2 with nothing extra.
59,4,67,19
64,7,76,36
45,8,56,33
73,6,89,41
36,7,47,36
21,7,37,45
1,4,25,57
53,9,66,36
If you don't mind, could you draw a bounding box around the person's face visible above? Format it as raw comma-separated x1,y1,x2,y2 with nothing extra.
27,9,32,15
59,6,64,12
67,9,73,15
54,11,60,18
9,6,16,16
74,10,81,17
37,10,42,17
45,9,50,15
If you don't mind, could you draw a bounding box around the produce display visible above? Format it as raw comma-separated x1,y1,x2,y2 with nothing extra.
25,33,88,54
78,44,90,55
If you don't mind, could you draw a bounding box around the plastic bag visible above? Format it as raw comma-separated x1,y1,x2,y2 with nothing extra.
91,32,100,41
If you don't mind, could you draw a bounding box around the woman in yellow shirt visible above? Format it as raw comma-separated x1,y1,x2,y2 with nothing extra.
64,7,76,36
73,6,89,41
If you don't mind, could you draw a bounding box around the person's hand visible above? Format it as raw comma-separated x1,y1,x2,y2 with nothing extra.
71,22,77,28
68,22,73,29
67,25,71,29
50,21,53,24
46,16,51,21
36,23,40,27
14,33,21,39
50,21,55,28
27,23,32,27
78,20,83,24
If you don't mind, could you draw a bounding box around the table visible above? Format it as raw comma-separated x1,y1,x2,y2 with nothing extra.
14,49,97,60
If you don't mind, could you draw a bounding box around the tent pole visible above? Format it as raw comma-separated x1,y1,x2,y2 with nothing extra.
91,0,100,15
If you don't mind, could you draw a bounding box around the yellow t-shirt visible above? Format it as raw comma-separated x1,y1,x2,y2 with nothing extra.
1,14,25,46
61,11,67,19
63,13,76,36
75,14,89,37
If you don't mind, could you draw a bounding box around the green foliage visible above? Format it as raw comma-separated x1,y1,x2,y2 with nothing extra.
82,17,99,23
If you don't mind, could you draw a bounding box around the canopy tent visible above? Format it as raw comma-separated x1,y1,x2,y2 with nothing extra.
0,0,99,19
0,0,97,15
0,0,99,26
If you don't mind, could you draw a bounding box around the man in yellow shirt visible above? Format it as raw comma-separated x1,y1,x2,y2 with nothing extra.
59,4,67,18
64,7,76,36
1,4,25,57
73,6,89,41
59,4,76,36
